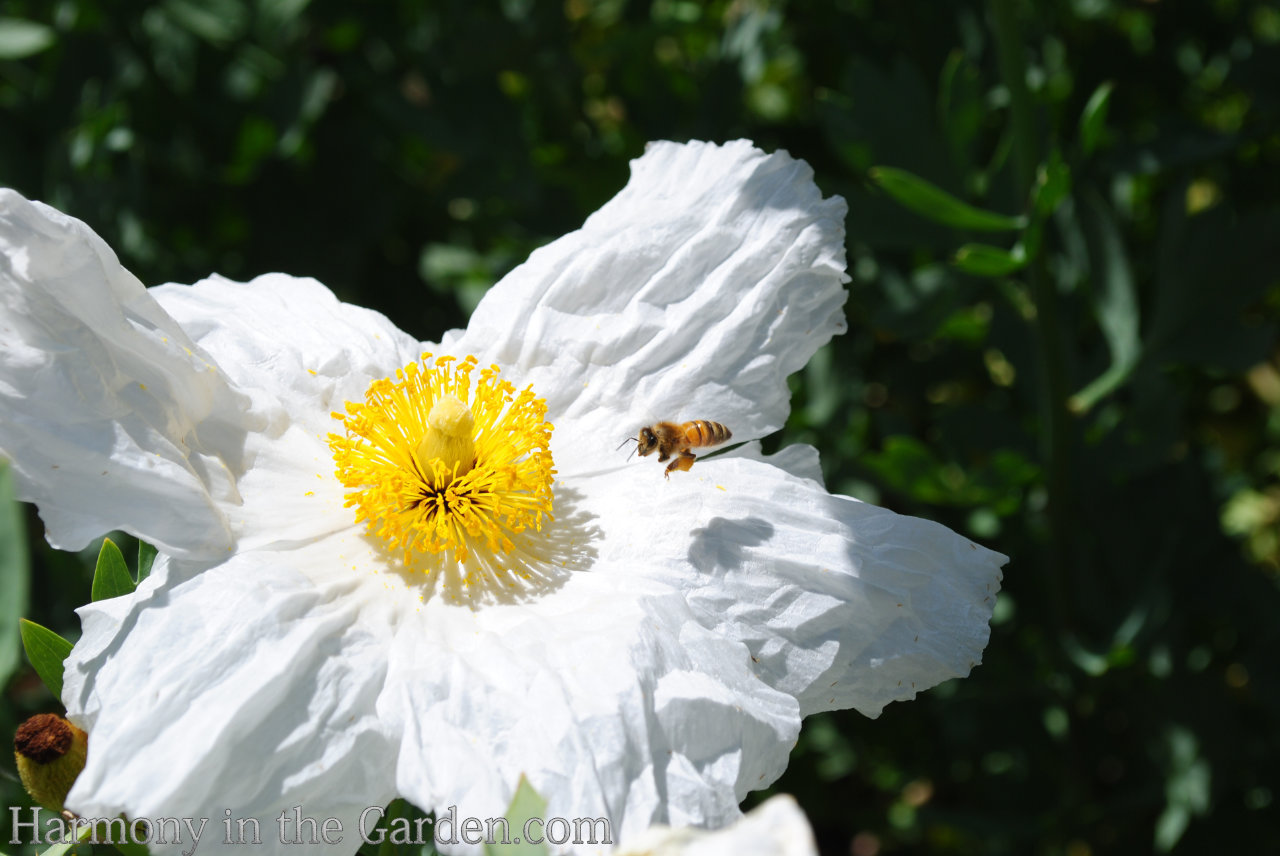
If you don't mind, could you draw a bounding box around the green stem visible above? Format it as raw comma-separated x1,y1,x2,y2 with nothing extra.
990,0,1072,633
991,0,1038,192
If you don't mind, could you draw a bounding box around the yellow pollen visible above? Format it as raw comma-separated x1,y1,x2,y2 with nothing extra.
328,354,555,565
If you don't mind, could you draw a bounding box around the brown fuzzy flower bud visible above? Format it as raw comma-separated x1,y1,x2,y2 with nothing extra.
14,713,87,812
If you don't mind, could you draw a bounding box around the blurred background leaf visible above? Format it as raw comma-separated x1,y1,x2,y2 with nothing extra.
0,462,28,689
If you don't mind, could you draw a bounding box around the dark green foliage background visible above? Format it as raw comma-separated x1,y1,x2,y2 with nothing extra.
2,1,1279,854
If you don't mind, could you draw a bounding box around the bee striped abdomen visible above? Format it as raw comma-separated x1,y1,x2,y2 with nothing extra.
682,420,731,448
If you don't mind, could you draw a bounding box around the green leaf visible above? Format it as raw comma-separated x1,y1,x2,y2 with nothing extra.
937,50,983,174
91,538,136,602
19,618,74,699
870,165,1027,231
163,0,247,44
0,18,56,59
1154,727,1210,852
1069,190,1140,413
1079,81,1114,156
137,541,158,582
35,822,92,856
0,461,29,688
486,775,550,856
953,243,1028,277
1035,150,1072,217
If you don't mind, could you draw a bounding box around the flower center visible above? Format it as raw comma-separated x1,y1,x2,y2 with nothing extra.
328,354,555,565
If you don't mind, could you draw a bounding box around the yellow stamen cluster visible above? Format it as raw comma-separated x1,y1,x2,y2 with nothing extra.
329,354,555,565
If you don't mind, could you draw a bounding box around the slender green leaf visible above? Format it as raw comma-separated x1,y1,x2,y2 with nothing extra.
91,538,136,602
937,50,983,174
870,166,1027,232
0,18,56,59
0,462,29,688
486,776,550,856
19,618,74,699
1070,190,1140,413
1079,81,1114,156
953,243,1028,277
137,540,158,582
34,822,92,856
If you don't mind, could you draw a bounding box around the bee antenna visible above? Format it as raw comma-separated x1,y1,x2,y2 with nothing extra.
616,436,637,451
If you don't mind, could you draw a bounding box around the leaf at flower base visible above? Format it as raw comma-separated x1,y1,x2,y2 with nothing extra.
137,540,158,582
1079,81,1114,156
0,18,56,59
487,776,550,856
34,821,92,856
19,618,74,699
91,538,136,602
870,166,1027,231
0,461,30,688
953,243,1028,277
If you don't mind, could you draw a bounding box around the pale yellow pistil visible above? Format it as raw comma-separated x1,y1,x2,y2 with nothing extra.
329,354,555,566
416,395,476,487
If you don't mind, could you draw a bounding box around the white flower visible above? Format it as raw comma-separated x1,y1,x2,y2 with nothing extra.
0,140,1005,855
617,794,817,856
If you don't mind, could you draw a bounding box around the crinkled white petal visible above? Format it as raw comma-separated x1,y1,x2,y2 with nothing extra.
380,569,800,854
0,186,424,555
725,440,826,487
447,140,849,476
150,274,422,549
0,189,247,557
375,449,1000,851
569,457,1005,718
62,551,399,856
617,794,817,856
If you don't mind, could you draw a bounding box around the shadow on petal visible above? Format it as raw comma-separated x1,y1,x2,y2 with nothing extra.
687,516,775,575
384,484,602,608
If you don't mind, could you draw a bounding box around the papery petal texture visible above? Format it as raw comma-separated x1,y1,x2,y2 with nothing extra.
578,455,1002,718
0,191,421,556
0,190,246,557
150,274,422,549
62,548,399,856
450,140,850,475
380,566,801,847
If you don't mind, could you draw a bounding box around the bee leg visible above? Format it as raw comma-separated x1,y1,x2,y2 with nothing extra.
664,451,697,479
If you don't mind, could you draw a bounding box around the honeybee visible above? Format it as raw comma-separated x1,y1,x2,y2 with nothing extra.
621,420,732,479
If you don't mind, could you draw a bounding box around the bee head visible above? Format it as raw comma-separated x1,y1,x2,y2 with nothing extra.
636,426,659,457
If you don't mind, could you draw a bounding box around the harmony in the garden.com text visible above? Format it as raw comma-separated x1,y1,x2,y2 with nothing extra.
10,805,613,853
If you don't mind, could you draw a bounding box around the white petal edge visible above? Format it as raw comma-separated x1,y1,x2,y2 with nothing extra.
566,454,1006,718
379,569,802,855
0,189,246,557
724,440,825,487
447,140,849,477
62,552,399,856
617,794,817,856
